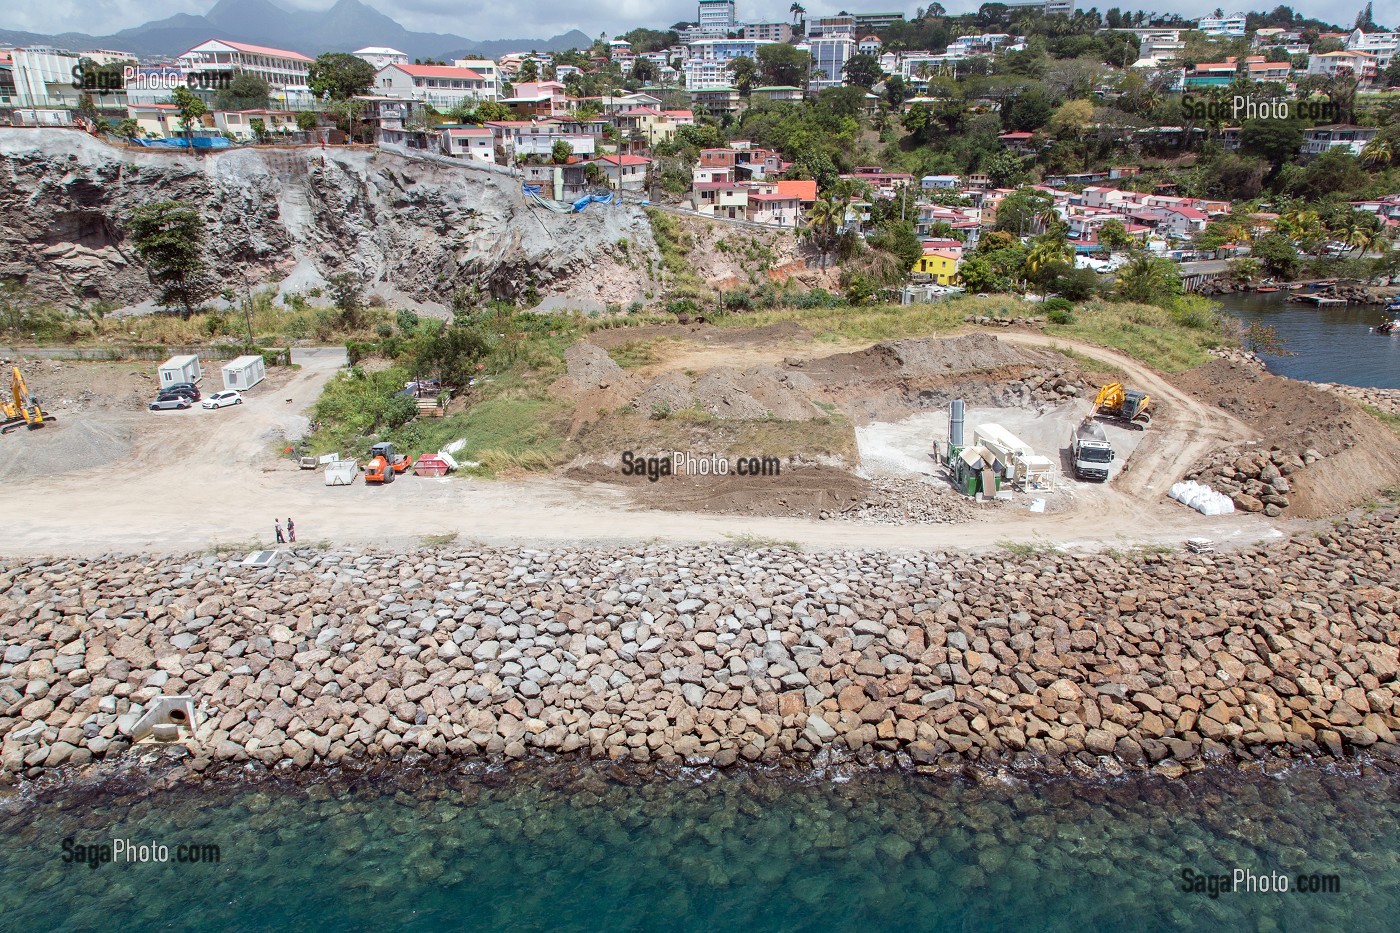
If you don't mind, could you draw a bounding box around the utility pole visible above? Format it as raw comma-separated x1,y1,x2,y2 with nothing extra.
241,269,254,348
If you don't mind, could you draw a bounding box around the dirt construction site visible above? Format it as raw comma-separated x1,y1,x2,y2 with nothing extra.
3,325,1400,557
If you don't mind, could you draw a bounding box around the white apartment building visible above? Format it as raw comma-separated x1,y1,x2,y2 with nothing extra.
177,39,312,89
686,38,774,62
684,59,733,89
1307,50,1380,85
453,59,502,98
1345,29,1398,69
354,47,408,70
809,34,856,91
10,47,81,108
1197,13,1247,38
697,0,736,31
376,63,493,110
999,0,1075,14
1137,30,1185,63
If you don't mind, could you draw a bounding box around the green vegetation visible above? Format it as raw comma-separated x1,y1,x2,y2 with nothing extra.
606,339,663,368
124,201,213,318
1363,405,1400,440
1043,299,1225,372
307,307,585,476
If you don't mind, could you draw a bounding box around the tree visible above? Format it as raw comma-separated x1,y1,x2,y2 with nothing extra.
1025,235,1074,290
1251,232,1300,277
884,75,907,110
249,117,268,143
295,111,318,132
1239,118,1304,168
1113,255,1181,306
803,197,842,268
551,139,573,163
517,58,539,82
981,150,1026,187
1361,136,1392,168
307,52,376,101
730,55,758,95
757,43,812,87
631,58,657,83
114,118,140,142
326,272,366,326
790,2,805,22
994,189,1052,235
842,53,883,89
412,324,491,388
1098,218,1132,252
125,201,213,318
1053,266,1104,301
473,100,511,122
216,73,270,111
1383,58,1400,89
1047,99,1093,139
169,87,207,154
868,220,923,270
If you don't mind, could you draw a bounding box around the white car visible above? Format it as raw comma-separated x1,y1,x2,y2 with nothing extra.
202,390,243,409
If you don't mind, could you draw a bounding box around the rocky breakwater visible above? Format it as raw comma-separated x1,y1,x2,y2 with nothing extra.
1,514,1398,783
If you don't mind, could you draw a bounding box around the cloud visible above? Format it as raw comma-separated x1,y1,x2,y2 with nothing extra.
0,0,1368,42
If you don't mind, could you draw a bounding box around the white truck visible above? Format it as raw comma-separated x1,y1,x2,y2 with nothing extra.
1070,419,1114,482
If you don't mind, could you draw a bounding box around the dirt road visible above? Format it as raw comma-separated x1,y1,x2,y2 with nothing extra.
0,338,1284,557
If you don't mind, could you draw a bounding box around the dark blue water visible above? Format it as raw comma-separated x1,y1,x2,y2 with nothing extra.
1,763,1396,932
1215,292,1400,389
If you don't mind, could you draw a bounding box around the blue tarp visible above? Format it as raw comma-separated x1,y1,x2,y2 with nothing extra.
131,136,231,149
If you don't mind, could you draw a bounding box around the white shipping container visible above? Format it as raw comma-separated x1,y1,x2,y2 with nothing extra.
325,459,359,486
158,354,202,388
221,354,266,391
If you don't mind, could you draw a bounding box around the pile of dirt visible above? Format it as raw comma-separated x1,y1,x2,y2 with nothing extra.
796,333,1058,382
788,334,1075,426
569,462,869,519
1176,359,1400,518
631,365,825,421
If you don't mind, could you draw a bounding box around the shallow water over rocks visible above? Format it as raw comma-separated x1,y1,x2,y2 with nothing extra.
0,761,1395,931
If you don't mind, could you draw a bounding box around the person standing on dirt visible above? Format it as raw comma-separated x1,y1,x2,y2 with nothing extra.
275,519,285,544
287,518,296,543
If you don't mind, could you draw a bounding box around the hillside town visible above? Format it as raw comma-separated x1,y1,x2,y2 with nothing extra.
3,2,1398,300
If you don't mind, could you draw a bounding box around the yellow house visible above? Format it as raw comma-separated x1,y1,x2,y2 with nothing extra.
912,249,960,284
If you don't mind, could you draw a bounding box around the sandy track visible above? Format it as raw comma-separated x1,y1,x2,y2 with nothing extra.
0,339,1284,557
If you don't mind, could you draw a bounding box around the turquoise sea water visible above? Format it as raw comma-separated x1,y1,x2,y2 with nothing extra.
1,763,1396,932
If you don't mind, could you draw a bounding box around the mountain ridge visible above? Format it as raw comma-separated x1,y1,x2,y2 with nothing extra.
0,0,591,61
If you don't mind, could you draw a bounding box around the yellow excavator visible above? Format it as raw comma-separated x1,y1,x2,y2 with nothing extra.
1,366,53,434
1090,382,1151,429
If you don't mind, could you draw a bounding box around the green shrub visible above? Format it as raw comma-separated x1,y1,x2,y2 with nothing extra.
1047,308,1075,324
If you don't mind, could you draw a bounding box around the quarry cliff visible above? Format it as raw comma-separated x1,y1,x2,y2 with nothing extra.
0,129,661,312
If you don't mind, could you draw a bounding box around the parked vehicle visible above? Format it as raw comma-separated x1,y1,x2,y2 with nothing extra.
159,383,201,401
202,390,243,409
149,396,192,411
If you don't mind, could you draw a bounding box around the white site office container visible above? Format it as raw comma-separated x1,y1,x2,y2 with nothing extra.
221,355,266,391
158,354,202,387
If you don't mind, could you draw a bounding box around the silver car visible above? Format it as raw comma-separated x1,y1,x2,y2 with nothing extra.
149,396,192,411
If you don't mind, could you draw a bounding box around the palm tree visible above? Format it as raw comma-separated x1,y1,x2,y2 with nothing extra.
1361,136,1393,169
1113,254,1180,304
1026,235,1074,291
790,2,805,23
804,197,841,269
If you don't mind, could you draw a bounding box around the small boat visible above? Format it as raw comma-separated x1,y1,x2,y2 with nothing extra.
1255,286,1280,292
1373,319,1400,335
1386,298,1400,313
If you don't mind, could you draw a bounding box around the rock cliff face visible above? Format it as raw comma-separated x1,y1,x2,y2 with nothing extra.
0,129,660,311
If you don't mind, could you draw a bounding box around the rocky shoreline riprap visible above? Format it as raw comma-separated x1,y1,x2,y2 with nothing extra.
2,513,1398,784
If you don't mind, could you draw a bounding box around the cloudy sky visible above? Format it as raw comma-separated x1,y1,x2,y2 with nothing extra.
0,0,1366,40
